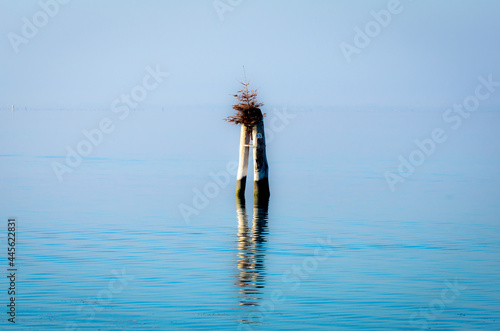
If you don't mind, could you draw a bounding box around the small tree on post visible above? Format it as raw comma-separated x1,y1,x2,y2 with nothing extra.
225,75,270,200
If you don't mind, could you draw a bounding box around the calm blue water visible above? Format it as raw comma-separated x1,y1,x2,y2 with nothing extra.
0,108,499,330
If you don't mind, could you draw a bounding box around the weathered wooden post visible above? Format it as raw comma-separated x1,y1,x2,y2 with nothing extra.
252,117,270,201
236,125,251,198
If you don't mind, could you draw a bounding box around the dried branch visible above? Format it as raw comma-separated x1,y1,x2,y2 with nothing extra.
224,74,265,127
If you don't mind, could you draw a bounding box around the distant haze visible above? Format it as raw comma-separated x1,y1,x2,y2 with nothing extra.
1,0,500,108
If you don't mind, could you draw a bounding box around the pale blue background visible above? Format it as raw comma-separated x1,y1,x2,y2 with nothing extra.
1,0,500,108
1,1,500,330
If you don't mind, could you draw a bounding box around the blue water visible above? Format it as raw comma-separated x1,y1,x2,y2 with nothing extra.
0,108,499,330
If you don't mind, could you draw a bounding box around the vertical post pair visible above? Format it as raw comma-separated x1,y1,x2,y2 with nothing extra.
235,120,270,201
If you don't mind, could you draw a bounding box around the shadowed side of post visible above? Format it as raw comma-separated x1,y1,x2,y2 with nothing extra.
236,125,251,198
252,120,270,202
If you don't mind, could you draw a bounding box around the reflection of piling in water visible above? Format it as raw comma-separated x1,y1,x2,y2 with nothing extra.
235,195,269,307
252,195,269,245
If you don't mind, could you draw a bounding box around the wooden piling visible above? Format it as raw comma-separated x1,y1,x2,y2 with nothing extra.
236,125,251,198
252,120,270,201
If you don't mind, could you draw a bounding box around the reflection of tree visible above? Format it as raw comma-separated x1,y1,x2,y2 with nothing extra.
235,196,269,308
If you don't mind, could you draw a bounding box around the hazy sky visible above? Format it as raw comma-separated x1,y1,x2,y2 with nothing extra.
1,0,500,108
